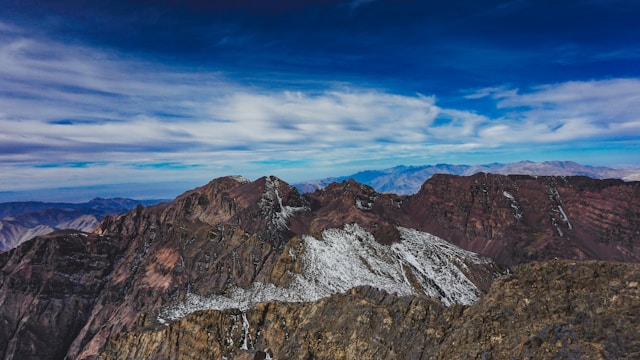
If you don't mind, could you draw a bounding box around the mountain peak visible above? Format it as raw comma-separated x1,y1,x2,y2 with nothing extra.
295,160,637,195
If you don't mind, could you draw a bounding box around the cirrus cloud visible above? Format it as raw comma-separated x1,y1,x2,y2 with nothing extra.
467,78,640,145
1,19,639,198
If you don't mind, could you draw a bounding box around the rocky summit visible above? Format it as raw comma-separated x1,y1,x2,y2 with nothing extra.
0,174,639,359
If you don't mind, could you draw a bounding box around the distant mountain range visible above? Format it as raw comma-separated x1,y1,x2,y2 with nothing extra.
3,160,636,251
294,160,640,194
0,197,167,251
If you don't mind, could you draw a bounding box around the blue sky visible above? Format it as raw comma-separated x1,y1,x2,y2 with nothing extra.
1,0,639,201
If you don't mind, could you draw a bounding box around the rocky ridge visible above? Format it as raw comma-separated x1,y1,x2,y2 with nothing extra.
294,160,640,194
0,198,166,251
101,260,640,360
402,174,640,266
0,174,639,359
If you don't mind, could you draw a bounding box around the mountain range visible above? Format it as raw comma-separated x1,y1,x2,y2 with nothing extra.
294,160,640,194
0,198,167,251
2,160,636,254
0,173,639,359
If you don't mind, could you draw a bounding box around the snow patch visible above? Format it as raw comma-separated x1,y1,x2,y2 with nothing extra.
557,205,573,230
241,312,252,350
157,224,495,323
503,191,523,220
548,185,572,233
262,176,308,229
551,217,564,237
229,175,250,183
355,198,373,211
502,191,515,201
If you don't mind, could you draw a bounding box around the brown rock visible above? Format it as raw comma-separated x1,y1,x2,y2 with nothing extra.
0,231,122,359
402,174,640,266
100,261,640,360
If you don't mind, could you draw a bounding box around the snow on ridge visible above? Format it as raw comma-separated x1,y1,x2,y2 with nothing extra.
299,224,490,305
158,224,495,323
262,176,308,229
229,175,251,183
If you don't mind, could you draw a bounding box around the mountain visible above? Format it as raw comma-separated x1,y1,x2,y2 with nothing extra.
0,176,502,359
0,198,167,251
0,174,638,359
300,173,640,267
402,173,640,266
294,160,640,194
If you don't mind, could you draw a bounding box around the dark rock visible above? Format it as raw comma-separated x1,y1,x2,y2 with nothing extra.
0,232,123,359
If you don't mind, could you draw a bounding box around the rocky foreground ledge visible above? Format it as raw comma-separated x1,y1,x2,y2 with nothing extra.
101,260,640,360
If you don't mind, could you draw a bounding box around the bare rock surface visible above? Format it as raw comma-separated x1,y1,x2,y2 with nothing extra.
0,231,122,359
403,173,640,266
101,260,640,360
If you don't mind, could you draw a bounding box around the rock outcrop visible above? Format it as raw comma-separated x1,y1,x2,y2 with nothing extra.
100,260,640,360
438,260,640,359
0,231,123,359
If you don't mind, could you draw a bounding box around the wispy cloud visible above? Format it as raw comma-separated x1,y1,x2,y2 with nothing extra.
486,79,640,143
0,22,444,191
1,19,639,198
208,90,439,145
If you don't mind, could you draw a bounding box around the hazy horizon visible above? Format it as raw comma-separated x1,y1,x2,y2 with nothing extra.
1,1,639,202
1,159,638,203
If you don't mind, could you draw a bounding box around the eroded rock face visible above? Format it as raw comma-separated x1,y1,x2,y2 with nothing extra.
403,174,640,266
0,231,123,360
100,261,640,360
303,179,407,235
102,286,453,360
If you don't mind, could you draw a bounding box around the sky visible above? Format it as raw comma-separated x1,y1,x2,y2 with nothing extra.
1,0,639,201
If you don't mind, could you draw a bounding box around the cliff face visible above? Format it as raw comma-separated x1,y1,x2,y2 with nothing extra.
0,231,123,360
0,174,638,359
403,174,640,266
68,176,306,359
100,261,640,360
